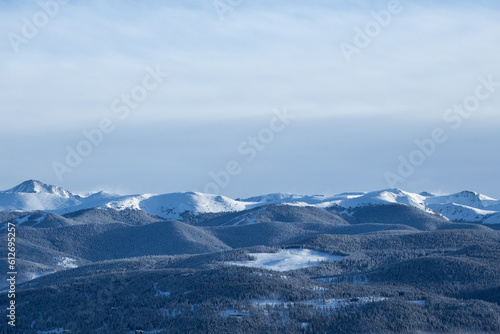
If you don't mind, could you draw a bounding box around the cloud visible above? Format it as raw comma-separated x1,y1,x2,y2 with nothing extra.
0,0,499,197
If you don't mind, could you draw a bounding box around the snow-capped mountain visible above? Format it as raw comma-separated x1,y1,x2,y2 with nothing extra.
0,180,81,212
318,189,429,212
239,189,430,214
425,191,499,209
0,180,258,220
422,191,500,223
0,180,128,214
108,192,257,220
0,180,499,224
5,179,73,198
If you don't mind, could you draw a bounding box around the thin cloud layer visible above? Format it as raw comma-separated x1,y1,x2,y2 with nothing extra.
0,0,499,197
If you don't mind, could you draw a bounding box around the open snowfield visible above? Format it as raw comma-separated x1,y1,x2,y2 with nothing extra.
227,248,344,271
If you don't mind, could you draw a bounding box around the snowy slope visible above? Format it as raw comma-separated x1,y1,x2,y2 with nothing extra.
226,248,345,271
0,180,130,214
241,189,428,212
483,213,500,225
5,180,72,198
0,180,498,224
320,189,427,212
240,189,500,223
0,180,82,212
426,203,496,223
425,191,499,209
0,181,258,220
422,191,500,224
133,192,256,220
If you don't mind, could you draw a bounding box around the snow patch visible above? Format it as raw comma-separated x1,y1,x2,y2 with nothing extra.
15,215,32,225
33,213,48,226
226,249,344,272
56,257,78,269
138,192,258,220
27,271,55,280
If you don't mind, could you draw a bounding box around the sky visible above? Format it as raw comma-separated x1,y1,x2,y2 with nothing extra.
0,0,499,198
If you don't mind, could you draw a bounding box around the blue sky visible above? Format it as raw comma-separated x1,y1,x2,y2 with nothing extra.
1,0,499,198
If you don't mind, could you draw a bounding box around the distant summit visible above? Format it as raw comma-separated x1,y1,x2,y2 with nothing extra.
426,190,498,209
3,179,73,198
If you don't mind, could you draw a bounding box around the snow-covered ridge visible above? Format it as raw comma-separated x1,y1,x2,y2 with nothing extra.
0,180,499,224
0,181,259,220
134,192,256,220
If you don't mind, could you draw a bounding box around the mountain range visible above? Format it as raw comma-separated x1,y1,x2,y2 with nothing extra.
2,180,500,332
1,179,499,225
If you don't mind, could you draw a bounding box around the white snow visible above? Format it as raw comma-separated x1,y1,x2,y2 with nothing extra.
7,180,71,198
483,213,500,225
105,194,150,211
226,249,344,272
137,192,258,220
27,271,54,280
328,189,428,211
427,203,496,222
279,202,313,208
15,214,32,225
1,180,499,225
56,257,78,269
425,191,498,209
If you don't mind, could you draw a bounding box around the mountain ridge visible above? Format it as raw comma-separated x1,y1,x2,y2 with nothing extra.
1,180,499,224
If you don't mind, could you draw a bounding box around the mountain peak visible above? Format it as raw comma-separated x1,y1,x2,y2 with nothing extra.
4,180,73,198
379,188,407,195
